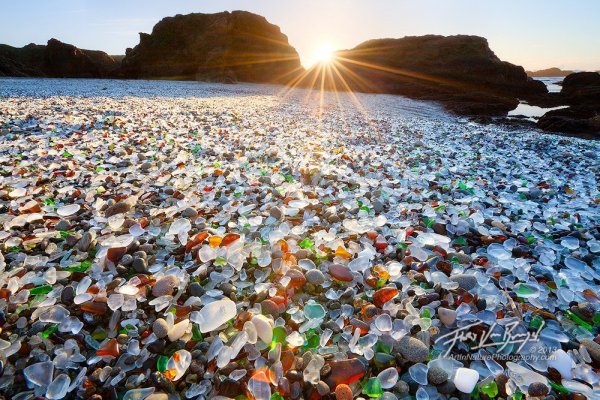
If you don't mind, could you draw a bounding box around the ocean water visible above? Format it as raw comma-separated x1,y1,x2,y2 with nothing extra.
507,76,566,121
534,76,563,93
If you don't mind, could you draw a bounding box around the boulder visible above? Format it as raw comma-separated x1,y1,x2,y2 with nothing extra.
536,72,600,136
119,11,303,83
561,72,600,105
537,107,600,137
297,35,547,116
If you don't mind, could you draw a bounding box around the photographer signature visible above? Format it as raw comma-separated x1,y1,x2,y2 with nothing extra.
435,320,544,356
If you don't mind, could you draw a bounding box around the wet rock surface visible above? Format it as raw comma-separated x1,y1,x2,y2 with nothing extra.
0,78,598,399
537,72,600,137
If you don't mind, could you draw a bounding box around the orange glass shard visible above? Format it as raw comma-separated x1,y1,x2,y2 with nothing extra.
165,369,177,380
221,233,240,247
285,269,306,288
186,231,208,253
335,246,352,260
281,350,295,372
373,265,390,280
282,253,297,266
373,287,399,308
365,275,378,288
209,236,222,248
374,236,388,250
366,231,378,241
583,289,600,303
277,239,289,253
81,301,107,315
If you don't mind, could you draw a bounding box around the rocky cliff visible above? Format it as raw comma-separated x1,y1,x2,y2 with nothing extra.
0,39,119,78
537,72,600,136
298,35,548,115
119,11,303,83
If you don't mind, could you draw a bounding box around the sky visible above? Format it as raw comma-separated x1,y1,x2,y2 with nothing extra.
1,0,599,71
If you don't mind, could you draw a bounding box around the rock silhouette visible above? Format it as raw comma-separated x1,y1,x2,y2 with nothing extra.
537,72,600,136
0,38,119,78
297,35,547,116
119,11,303,83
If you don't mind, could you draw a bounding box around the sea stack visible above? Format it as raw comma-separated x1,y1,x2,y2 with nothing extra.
119,11,304,83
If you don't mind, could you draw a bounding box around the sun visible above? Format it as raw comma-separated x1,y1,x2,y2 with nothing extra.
313,44,336,64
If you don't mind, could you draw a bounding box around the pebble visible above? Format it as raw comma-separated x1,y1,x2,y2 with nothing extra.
316,380,330,396
437,307,457,326
580,339,600,363
152,319,169,339
181,207,198,219
269,206,284,220
105,201,132,217
397,336,428,363
188,282,205,297
55,220,70,231
528,382,549,397
306,269,326,285
446,252,472,265
77,231,95,251
427,366,448,385
334,384,353,400
132,257,147,272
152,275,179,297
449,274,478,290
120,254,134,266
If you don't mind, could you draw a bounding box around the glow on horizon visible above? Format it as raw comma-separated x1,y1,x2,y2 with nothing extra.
1,0,599,71
309,43,337,66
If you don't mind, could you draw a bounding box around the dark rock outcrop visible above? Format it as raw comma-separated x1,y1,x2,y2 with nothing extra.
537,72,600,137
297,35,547,116
561,72,600,104
119,11,303,83
0,43,46,77
537,108,600,136
0,39,119,78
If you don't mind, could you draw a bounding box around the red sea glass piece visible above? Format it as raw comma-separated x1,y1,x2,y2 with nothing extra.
186,231,208,253
281,350,295,372
221,233,241,247
285,269,306,288
96,338,119,357
373,287,399,308
107,247,127,264
81,301,107,315
374,235,388,250
328,264,353,282
324,359,366,389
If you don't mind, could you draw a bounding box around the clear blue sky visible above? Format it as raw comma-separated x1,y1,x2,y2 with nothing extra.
2,0,599,70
